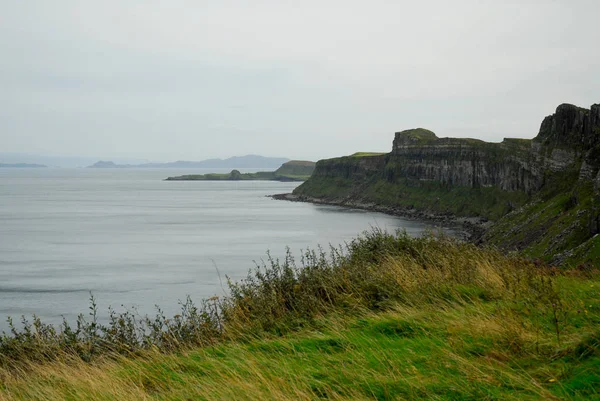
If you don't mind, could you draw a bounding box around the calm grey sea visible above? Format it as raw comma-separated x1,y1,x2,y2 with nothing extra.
0,168,449,330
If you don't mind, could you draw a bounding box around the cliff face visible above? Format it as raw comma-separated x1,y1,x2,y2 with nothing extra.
533,103,600,175
388,131,538,192
386,103,600,193
292,103,600,266
298,103,600,198
310,154,386,181
536,103,600,149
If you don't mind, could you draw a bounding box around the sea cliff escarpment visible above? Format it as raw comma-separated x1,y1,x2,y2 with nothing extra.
290,103,600,266
388,130,538,193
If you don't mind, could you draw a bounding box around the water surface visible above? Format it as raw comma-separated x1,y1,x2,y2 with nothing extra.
0,168,450,329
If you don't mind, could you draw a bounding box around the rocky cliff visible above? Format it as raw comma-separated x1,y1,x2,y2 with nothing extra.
291,103,600,266
388,130,538,192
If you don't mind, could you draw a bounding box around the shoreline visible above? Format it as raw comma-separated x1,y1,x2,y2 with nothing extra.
270,193,491,242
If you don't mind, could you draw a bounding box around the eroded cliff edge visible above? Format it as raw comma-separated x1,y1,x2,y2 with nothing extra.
286,103,600,266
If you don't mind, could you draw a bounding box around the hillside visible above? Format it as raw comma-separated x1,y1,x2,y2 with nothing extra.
290,103,600,267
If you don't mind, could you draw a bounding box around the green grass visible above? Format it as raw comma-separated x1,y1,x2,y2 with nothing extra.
0,230,599,400
1,277,598,400
350,152,387,157
295,175,530,220
274,160,316,177
361,179,530,220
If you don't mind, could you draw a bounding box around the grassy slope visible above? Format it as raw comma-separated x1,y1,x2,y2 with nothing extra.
274,160,316,178
485,171,599,266
0,232,598,400
295,174,530,220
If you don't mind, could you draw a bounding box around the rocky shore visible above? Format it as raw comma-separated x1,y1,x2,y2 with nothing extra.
270,193,490,242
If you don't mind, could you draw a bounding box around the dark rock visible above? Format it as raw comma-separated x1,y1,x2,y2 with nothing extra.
390,133,538,192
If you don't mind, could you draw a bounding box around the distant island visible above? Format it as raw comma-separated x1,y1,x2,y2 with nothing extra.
0,163,47,168
165,160,316,182
88,155,290,169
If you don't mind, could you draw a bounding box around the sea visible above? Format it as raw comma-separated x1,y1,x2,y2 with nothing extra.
0,168,452,331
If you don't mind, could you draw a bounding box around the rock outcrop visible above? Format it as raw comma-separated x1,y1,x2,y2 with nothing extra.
533,103,600,175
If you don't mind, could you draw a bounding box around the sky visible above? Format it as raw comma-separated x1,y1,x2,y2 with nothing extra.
1,1,599,162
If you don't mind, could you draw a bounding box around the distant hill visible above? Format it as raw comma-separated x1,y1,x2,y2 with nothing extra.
89,161,120,168
0,163,46,168
0,153,147,168
88,155,290,169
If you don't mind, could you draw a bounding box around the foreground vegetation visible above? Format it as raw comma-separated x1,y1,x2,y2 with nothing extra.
0,231,599,400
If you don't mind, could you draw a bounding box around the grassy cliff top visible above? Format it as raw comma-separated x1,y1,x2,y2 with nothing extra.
394,129,533,150
394,127,437,139
280,160,315,166
349,152,387,157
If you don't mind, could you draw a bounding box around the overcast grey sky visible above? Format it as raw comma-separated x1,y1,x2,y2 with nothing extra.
1,1,599,162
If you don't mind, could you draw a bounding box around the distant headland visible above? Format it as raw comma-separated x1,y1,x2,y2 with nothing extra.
165,160,316,182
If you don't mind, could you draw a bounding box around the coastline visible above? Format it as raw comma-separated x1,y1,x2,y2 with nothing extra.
270,193,491,242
